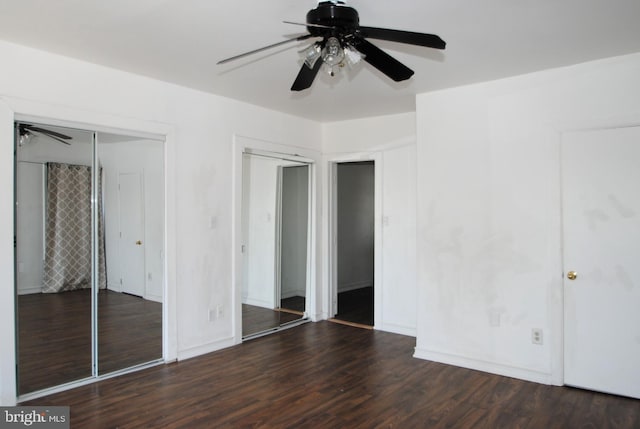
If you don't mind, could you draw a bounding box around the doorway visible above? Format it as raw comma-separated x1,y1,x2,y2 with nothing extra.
332,161,375,327
561,126,640,399
14,121,165,397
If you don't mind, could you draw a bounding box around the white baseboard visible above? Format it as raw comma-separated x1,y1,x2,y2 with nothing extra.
413,347,553,385
145,293,162,303
17,286,42,295
107,283,122,293
377,322,416,337
281,289,306,299
338,281,372,293
177,336,235,361
244,297,274,309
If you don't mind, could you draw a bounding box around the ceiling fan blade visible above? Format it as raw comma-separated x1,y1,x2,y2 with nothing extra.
30,130,72,145
359,26,446,50
353,38,414,82
23,124,72,140
217,34,313,65
283,20,334,29
291,57,324,91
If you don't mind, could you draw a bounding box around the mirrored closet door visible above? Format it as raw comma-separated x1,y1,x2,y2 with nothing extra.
241,152,310,338
14,121,164,396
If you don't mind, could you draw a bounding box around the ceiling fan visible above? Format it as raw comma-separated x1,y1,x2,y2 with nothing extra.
17,123,72,146
217,1,446,91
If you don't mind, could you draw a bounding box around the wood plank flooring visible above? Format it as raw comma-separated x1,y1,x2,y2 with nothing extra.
22,321,640,428
18,289,162,395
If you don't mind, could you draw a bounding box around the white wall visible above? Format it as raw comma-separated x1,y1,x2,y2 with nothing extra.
414,52,640,384
15,163,45,294
0,40,322,404
323,112,418,335
337,162,375,292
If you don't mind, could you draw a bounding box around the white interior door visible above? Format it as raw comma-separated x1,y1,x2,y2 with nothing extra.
562,126,640,399
118,171,145,297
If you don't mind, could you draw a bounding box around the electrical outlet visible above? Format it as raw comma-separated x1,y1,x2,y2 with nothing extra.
531,328,543,345
216,304,224,318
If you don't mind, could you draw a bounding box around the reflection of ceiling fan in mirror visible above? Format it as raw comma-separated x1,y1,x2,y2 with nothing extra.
17,123,72,146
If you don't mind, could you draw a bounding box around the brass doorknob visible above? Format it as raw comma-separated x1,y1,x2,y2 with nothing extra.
135,240,142,245
567,271,577,280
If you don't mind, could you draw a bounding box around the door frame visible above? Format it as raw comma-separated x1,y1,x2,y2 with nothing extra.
0,98,177,405
327,152,382,327
232,136,320,343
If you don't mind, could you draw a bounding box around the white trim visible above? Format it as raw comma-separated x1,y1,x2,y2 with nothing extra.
16,286,42,295
177,337,236,361
243,297,274,309
326,154,381,328
337,281,372,293
145,293,162,304
413,347,553,385
0,96,178,405
378,323,416,338
0,99,17,406
232,134,320,341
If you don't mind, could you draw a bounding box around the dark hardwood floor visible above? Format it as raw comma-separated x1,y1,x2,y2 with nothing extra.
18,289,162,395
242,304,303,337
23,321,640,428
335,286,373,326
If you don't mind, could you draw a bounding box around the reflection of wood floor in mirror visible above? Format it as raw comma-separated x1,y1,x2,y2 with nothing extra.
242,304,303,337
17,289,162,395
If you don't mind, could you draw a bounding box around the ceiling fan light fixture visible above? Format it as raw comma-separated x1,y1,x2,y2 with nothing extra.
19,131,34,146
321,37,345,67
344,44,364,66
301,43,322,69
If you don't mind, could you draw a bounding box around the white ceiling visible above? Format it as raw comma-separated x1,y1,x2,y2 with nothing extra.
1,0,640,122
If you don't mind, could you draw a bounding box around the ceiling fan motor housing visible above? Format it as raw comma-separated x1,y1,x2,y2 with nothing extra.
306,1,359,37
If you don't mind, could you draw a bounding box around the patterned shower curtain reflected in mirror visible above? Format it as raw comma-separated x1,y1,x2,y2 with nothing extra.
42,162,106,293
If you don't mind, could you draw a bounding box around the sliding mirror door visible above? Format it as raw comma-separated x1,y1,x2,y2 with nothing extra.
14,122,164,396
97,136,164,374
241,153,310,338
277,165,309,318
15,123,95,394
242,153,309,337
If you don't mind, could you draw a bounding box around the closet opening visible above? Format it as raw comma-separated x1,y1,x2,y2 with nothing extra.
14,120,165,399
